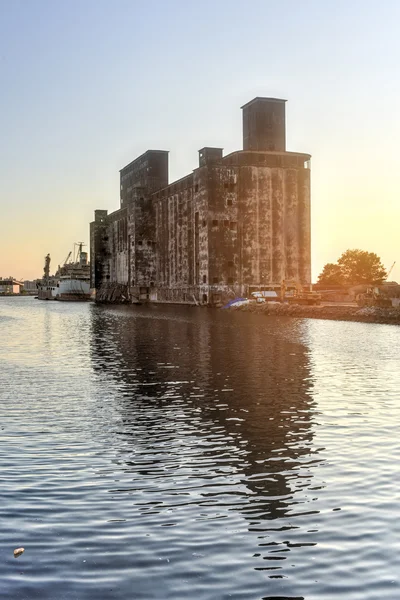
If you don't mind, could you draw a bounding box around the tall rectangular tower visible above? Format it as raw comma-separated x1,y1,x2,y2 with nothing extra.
242,97,286,152
120,150,169,208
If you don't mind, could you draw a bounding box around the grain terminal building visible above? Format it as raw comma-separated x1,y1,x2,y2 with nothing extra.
90,97,311,305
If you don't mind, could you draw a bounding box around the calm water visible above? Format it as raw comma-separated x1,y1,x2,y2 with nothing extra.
1,297,399,600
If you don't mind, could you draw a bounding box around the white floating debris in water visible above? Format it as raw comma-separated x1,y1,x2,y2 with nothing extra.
14,548,24,558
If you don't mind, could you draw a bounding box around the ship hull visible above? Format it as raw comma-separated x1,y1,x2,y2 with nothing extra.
57,278,91,301
37,278,91,301
37,280,58,300
37,289,56,300
57,293,91,301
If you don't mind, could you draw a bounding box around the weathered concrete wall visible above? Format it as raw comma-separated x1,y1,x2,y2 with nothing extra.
91,99,311,305
107,209,129,285
297,167,311,285
153,168,211,304
90,210,109,290
236,157,311,290
194,166,210,303
133,196,156,286
154,174,194,293
207,166,239,292
120,150,168,208
91,152,311,304
242,97,286,152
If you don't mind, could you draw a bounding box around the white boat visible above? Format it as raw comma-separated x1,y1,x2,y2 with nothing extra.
37,244,91,301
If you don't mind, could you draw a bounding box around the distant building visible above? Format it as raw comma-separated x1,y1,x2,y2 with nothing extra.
90,97,311,305
22,280,39,293
0,278,23,294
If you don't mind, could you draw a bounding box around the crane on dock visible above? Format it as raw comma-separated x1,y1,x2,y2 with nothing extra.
386,261,396,281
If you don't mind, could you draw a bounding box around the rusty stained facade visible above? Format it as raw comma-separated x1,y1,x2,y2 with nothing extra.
90,97,311,305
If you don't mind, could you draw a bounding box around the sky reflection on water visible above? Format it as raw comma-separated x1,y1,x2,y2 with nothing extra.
0,298,399,599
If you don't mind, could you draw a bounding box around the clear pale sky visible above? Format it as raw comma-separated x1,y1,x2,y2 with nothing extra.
1,0,399,282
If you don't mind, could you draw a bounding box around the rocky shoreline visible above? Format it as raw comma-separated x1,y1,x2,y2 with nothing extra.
230,302,400,325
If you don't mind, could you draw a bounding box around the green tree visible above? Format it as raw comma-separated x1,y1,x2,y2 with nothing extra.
317,262,344,286
338,249,387,285
318,249,387,286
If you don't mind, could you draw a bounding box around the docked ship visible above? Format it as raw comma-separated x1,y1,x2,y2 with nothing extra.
37,243,91,301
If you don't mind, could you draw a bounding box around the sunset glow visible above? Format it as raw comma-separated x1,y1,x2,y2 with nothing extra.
1,0,399,282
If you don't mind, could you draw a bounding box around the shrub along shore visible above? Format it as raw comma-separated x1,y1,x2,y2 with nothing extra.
229,302,400,325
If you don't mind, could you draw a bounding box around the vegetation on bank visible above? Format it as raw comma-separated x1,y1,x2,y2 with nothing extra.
317,249,388,286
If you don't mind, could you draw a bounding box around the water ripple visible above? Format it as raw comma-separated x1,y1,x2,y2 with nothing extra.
0,298,399,599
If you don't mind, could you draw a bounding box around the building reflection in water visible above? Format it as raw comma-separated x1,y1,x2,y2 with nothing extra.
89,303,323,588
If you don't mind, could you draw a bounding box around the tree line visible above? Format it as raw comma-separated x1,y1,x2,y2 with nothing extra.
317,249,387,286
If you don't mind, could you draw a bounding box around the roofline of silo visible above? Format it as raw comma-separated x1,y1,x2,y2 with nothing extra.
119,150,169,173
241,97,287,109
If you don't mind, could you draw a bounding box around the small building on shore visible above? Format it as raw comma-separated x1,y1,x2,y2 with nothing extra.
90,97,311,305
0,278,23,295
22,280,40,294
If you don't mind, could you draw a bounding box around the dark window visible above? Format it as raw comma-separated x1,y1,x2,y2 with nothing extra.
150,281,154,287
213,277,218,284
212,219,218,227
138,240,143,246
224,182,229,189
224,220,229,227
202,219,206,227
203,275,207,283
140,197,144,201
195,184,199,192
227,260,234,267
202,293,207,303
229,183,235,192
227,277,234,284
147,241,152,246
227,199,232,206
230,221,237,230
